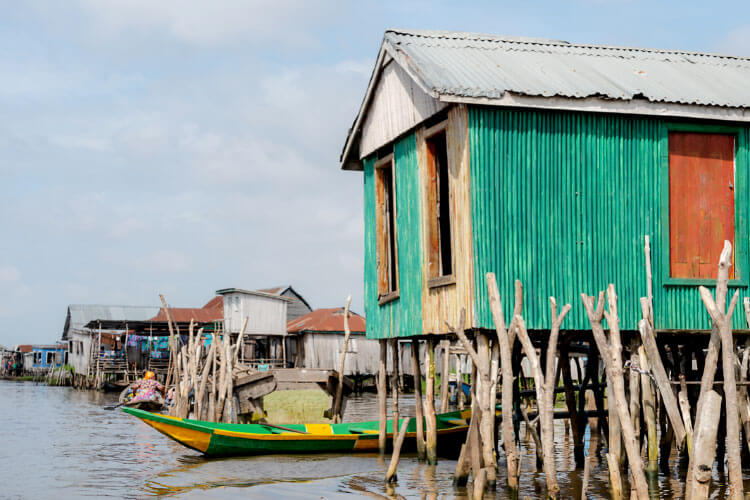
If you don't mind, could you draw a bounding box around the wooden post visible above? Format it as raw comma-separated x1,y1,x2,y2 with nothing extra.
644,235,654,326
385,417,411,483
332,296,352,423
686,390,723,500
457,353,465,410
440,340,450,413
390,338,400,449
486,273,520,494
639,345,658,474
698,281,743,499
581,287,649,500
688,241,733,493
560,343,585,467
410,339,426,460
678,374,694,455
638,298,687,452
425,337,438,465
628,341,641,444
685,241,740,499
378,339,387,455
514,297,571,499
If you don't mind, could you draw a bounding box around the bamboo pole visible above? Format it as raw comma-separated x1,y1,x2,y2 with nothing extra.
425,337,438,465
581,287,649,500
332,296,352,423
378,339,387,455
385,417,411,483
485,273,519,494
410,339,426,460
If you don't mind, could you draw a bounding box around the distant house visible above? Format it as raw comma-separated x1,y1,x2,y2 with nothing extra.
257,285,312,321
18,344,67,373
216,288,291,367
62,304,160,380
288,307,379,375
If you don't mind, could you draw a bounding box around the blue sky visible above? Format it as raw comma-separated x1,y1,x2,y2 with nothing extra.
1,1,748,346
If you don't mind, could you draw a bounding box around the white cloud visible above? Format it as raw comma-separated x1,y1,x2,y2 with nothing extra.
74,0,344,47
0,266,21,282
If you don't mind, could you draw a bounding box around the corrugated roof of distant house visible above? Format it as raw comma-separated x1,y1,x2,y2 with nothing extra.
150,296,224,323
287,307,366,334
257,285,313,311
16,345,33,353
63,304,161,339
341,29,750,168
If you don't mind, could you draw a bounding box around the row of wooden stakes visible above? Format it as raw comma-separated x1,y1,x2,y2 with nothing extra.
379,239,747,500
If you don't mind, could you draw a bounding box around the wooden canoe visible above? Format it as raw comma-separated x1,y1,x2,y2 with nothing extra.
122,407,471,457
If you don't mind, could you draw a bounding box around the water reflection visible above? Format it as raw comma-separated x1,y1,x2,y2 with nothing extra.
4,381,750,499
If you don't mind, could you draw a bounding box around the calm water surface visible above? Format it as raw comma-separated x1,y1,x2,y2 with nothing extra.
0,380,739,499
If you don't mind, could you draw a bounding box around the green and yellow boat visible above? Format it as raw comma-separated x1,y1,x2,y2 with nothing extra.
123,407,471,457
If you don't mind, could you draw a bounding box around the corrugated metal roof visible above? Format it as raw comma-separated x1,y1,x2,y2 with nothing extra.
287,307,366,334
63,304,161,339
340,29,750,169
385,29,750,108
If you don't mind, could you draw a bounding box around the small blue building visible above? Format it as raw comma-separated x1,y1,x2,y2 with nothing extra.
29,344,68,372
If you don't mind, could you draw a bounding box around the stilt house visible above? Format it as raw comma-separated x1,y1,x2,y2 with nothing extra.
341,29,750,337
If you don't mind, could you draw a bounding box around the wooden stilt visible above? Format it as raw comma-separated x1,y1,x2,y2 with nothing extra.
378,339,387,455
332,296,352,424
561,343,585,467
440,340,450,413
582,287,649,500
514,297,571,499
687,241,735,495
686,390,722,500
425,337,438,465
639,344,658,474
390,339,400,450
385,417,411,483
486,273,520,495
410,339,426,460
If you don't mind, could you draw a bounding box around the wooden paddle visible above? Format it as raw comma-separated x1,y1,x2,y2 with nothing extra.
259,423,309,434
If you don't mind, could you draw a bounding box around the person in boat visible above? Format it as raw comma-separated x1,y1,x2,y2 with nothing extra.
124,371,165,404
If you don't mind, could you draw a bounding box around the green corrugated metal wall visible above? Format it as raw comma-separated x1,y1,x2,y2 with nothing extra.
363,133,424,339
470,106,750,331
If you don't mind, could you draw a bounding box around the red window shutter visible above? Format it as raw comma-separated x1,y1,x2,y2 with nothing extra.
669,132,735,279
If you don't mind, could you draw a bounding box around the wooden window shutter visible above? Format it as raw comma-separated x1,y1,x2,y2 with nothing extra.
669,132,735,279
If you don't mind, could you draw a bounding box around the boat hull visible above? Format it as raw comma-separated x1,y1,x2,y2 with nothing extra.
123,407,470,457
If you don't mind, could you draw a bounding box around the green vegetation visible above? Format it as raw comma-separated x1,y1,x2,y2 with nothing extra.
262,389,333,424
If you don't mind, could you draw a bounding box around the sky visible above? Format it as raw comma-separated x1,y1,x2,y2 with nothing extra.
1,0,749,346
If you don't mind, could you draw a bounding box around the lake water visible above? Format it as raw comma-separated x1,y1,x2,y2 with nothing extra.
0,379,739,499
